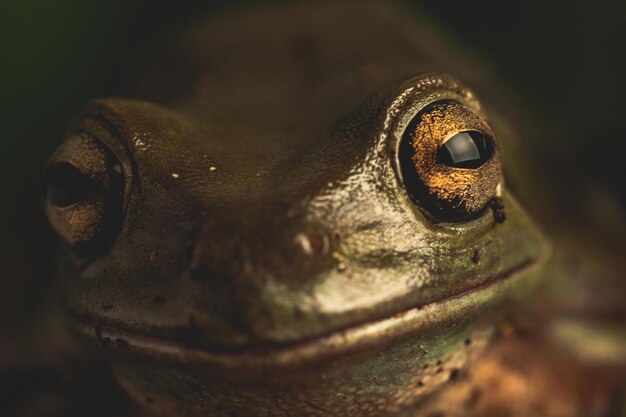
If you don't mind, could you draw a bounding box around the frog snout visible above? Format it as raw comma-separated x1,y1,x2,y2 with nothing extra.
187,212,335,284
177,210,340,345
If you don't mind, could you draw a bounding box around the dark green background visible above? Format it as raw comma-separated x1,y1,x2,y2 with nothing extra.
1,0,624,331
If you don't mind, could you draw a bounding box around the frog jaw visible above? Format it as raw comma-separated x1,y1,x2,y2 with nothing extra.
71,248,545,417
74,246,545,366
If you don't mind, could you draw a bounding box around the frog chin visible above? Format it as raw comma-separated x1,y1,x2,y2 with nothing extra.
72,253,545,368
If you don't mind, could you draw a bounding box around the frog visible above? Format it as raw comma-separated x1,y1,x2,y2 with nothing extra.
38,2,625,417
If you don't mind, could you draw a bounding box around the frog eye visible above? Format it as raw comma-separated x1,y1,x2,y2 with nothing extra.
43,133,125,255
399,101,501,221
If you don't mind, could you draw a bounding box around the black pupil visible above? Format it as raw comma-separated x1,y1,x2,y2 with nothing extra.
437,131,492,169
45,163,93,208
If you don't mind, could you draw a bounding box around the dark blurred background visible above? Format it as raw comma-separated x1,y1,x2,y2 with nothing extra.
0,0,624,414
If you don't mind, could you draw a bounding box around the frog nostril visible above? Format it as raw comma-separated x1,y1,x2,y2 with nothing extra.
294,231,330,256
44,162,93,208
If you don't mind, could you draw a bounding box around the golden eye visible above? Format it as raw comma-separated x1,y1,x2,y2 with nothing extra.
43,133,125,255
399,101,501,221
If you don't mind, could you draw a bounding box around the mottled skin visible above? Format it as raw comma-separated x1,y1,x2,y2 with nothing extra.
41,2,624,417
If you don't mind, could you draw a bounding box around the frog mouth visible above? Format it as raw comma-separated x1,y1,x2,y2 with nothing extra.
72,255,544,371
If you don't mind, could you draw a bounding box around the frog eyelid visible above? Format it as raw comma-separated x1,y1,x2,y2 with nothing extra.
68,113,140,207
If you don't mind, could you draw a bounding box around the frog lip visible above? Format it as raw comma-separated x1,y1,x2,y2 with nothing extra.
71,255,544,370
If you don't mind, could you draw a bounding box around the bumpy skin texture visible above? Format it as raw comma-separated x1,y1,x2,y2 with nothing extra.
42,2,567,416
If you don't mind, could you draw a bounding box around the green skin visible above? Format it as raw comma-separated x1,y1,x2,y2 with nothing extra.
46,2,549,416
